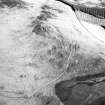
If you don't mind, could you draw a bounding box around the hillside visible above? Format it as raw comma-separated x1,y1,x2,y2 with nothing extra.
0,0,105,105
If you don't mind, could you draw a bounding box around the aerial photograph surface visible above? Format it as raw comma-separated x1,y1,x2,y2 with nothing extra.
0,0,105,105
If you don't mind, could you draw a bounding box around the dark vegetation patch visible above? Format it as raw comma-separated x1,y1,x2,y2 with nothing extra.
55,80,92,105
34,93,60,105
55,54,105,105
73,72,105,82
31,4,63,29
37,10,56,21
33,5,59,22
41,4,63,13
55,78,105,105
101,25,105,29
67,53,105,75
85,95,105,105
0,0,27,8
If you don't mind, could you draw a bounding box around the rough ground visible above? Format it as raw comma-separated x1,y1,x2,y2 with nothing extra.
0,0,105,105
